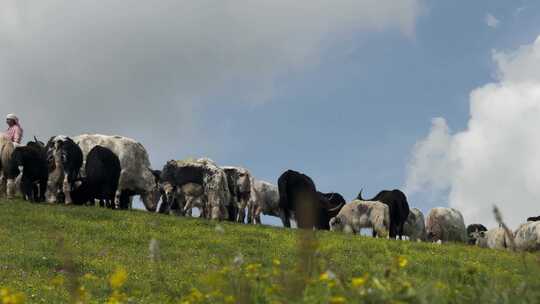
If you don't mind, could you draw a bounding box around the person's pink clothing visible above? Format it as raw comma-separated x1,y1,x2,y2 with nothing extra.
5,124,23,144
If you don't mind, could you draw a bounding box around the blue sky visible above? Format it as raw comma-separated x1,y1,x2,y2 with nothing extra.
1,0,540,226
185,1,540,220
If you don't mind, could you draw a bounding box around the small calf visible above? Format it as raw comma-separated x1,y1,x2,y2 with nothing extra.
467,224,488,245
181,183,207,217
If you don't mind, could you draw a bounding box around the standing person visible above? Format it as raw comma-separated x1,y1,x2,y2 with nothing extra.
5,113,23,144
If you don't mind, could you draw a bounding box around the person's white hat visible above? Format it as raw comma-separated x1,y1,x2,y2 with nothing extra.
6,113,18,121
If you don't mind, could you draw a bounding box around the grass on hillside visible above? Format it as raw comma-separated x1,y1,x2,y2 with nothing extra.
0,199,539,303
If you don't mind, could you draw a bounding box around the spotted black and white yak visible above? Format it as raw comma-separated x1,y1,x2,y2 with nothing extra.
403,208,426,241
357,189,410,239
247,180,281,225
45,136,83,204
514,221,540,251
222,166,253,223
475,227,512,250
466,224,488,245
330,200,390,237
160,158,230,220
71,145,121,207
73,134,160,211
425,207,467,243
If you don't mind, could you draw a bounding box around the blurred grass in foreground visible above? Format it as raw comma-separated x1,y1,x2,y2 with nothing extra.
0,199,539,303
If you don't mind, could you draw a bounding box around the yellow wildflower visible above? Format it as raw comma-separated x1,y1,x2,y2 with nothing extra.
245,263,261,273
224,295,236,304
435,281,446,290
320,272,330,281
272,259,281,266
109,267,128,289
183,288,204,303
351,274,369,288
83,273,98,281
329,296,347,304
51,276,65,287
77,286,89,303
0,288,25,304
397,256,408,268
220,266,232,274
106,290,128,304
320,270,336,281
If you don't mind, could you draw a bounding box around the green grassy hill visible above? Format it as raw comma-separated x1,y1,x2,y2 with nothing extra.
0,200,539,304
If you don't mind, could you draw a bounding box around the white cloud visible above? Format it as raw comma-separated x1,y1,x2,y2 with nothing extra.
0,0,423,165
406,36,540,229
485,13,500,29
404,117,453,195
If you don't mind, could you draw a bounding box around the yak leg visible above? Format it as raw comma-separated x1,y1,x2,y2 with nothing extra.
62,174,72,205
6,178,16,199
21,179,33,202
38,180,46,202
246,206,254,224
183,197,193,217
253,206,263,225
0,174,6,197
45,179,58,203
279,209,291,228
114,170,127,209
32,183,39,202
236,199,247,223
398,223,405,240
246,201,258,224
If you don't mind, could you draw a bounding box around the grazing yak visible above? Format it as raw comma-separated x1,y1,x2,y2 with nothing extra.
8,139,48,202
277,170,345,230
0,135,18,198
403,208,426,241
278,170,317,228
248,180,281,225
466,224,488,245
426,207,467,243
329,200,389,237
45,136,83,204
160,158,230,220
73,134,159,211
317,192,347,230
222,166,253,223
357,189,410,239
514,221,540,251
475,227,512,250
71,146,121,207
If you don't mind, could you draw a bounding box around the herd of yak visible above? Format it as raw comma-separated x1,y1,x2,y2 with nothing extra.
1,133,539,251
